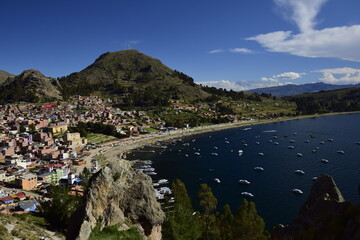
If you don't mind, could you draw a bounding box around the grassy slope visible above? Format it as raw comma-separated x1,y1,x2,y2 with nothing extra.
0,70,14,85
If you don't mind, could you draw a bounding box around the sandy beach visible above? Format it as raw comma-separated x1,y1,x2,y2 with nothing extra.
81,111,360,168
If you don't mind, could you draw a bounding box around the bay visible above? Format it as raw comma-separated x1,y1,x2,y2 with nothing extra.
127,113,360,228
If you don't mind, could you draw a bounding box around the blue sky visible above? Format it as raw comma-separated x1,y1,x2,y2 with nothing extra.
1,0,360,90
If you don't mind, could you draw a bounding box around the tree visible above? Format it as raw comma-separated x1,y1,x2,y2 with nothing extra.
198,184,218,240
79,167,91,191
39,186,82,231
218,204,234,240
162,179,201,240
232,199,268,240
19,125,26,133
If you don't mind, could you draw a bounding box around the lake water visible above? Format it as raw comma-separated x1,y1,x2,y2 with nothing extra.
127,113,360,228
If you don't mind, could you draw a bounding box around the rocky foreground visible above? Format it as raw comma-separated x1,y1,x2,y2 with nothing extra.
272,175,360,240
67,160,165,240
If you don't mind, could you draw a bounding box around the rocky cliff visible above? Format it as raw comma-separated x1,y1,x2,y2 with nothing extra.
272,175,360,240
67,160,165,240
1,69,63,101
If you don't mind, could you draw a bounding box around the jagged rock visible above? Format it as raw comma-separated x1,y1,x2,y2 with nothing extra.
67,160,165,240
272,175,360,240
3,69,63,101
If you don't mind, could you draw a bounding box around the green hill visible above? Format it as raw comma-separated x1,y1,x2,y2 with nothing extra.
0,70,14,85
59,50,209,101
288,87,360,114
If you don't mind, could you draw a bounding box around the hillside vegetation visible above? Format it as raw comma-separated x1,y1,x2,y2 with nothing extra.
0,70,14,85
287,87,360,114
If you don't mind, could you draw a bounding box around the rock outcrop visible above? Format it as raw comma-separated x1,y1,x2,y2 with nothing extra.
67,160,165,240
3,69,63,101
272,175,360,240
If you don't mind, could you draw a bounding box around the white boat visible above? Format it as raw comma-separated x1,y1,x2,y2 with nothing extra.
304,140,310,143
290,140,295,143
292,189,303,194
337,150,345,154
288,146,294,149
274,142,279,145
194,152,200,155
328,138,334,142
297,153,303,157
269,140,273,143
214,146,218,149
312,177,318,181
211,152,219,156
320,141,325,145
185,154,189,157
157,179,169,185
254,167,264,171
238,150,244,155
255,141,260,145
258,152,264,156
214,178,221,183
243,143,248,147
239,179,251,184
147,171,157,175
294,170,305,175
243,127,251,131
225,141,230,144
241,192,254,197
321,159,329,163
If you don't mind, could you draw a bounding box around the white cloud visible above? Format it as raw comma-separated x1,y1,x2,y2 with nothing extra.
229,48,252,54
261,71,305,83
196,79,295,91
247,0,360,62
208,48,253,54
273,71,305,80
208,49,224,54
274,0,327,32
316,67,360,84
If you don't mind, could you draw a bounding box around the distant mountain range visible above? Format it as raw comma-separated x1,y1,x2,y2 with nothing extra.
247,82,360,97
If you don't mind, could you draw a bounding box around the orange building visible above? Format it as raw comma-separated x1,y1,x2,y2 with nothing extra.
16,174,37,190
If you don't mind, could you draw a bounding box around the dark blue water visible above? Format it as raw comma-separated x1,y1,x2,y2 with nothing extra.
127,113,360,228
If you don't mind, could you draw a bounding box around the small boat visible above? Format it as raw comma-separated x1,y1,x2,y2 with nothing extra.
241,192,254,197
321,159,329,163
294,170,305,175
214,147,218,149
288,146,294,149
147,172,157,175
328,138,334,142
337,150,345,154
214,178,221,183
185,154,189,157
320,141,325,145
157,179,169,184
290,140,295,143
194,152,200,155
255,141,260,145
273,136,278,139
239,179,251,184
238,150,243,155
292,189,303,194
243,127,251,131
293,133,297,135
304,140,310,143
254,167,264,171
312,149,317,153
211,153,219,156
258,152,264,156
274,142,279,145
225,141,230,144
297,153,303,157
312,177,318,181
269,140,273,143
149,150,156,153
243,143,248,147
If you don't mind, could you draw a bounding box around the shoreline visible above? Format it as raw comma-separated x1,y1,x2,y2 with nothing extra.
94,111,360,165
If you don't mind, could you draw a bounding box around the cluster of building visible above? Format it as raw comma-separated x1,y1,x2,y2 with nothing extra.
0,96,161,213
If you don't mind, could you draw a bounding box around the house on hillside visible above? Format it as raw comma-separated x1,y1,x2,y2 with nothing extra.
17,199,39,212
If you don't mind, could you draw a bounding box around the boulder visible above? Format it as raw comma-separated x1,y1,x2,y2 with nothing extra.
67,160,165,240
